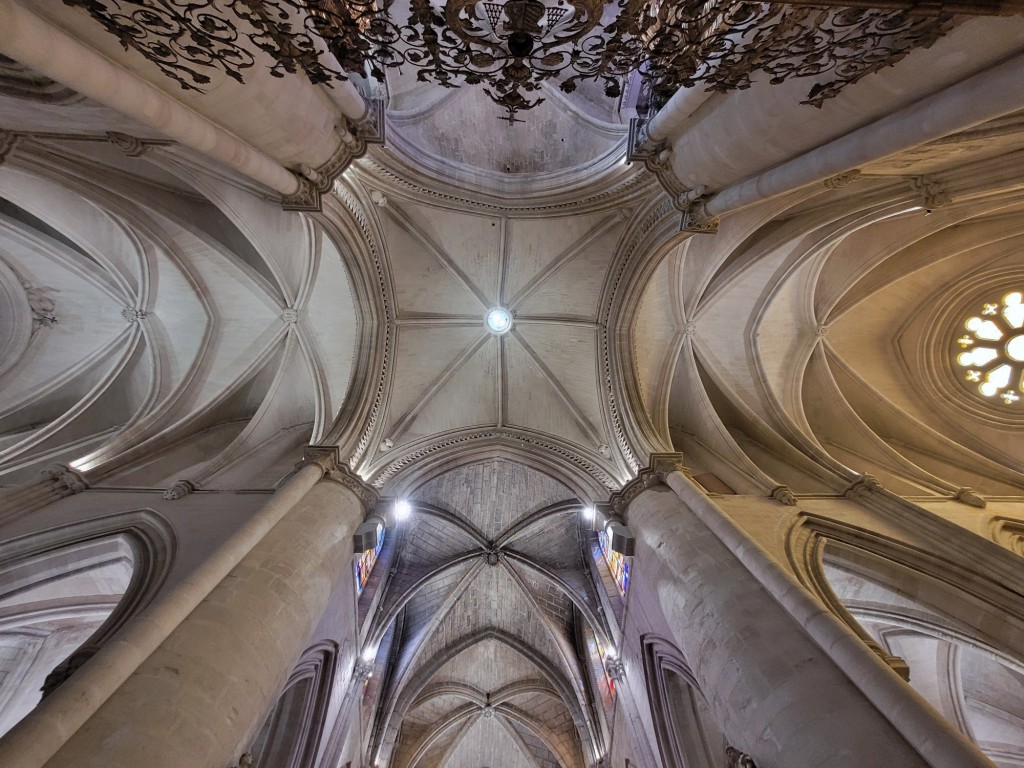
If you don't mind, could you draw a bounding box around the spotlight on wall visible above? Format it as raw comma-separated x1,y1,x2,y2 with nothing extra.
582,506,596,521
362,645,377,662
394,499,411,521
604,521,636,557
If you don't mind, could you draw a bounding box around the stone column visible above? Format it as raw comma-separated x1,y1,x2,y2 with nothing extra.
625,469,993,768
31,463,373,768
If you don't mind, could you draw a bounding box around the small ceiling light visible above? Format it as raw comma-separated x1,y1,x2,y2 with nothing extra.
394,500,411,520
582,506,595,521
362,646,377,662
486,307,512,335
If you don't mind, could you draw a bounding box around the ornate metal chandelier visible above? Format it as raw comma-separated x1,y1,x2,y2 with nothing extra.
66,0,1000,123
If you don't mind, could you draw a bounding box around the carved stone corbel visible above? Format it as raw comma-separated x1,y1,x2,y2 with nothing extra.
843,474,882,499
43,463,89,496
679,196,720,234
770,485,798,506
726,746,758,768
910,174,952,210
954,487,986,508
162,479,195,501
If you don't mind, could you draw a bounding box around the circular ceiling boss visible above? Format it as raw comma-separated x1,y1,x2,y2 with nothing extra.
486,307,513,335
954,290,1024,406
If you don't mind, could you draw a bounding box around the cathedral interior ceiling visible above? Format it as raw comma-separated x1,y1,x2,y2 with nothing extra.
1,4,1024,766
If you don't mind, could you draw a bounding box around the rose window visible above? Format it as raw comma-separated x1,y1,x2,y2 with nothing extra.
955,291,1024,406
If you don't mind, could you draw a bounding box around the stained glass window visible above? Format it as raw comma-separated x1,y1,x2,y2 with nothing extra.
355,524,385,596
598,526,630,597
955,291,1024,406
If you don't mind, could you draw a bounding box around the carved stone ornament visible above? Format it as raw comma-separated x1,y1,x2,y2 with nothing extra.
121,307,147,323
823,169,862,189
679,198,720,235
41,463,88,496
280,308,299,324
910,174,953,210
24,283,58,327
605,657,626,682
106,131,149,157
163,479,195,501
726,745,758,768
843,474,882,499
325,462,381,514
353,661,374,682
300,445,342,474
230,754,253,768
769,485,797,506
954,487,986,508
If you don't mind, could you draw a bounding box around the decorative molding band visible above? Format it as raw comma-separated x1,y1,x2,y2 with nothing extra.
331,184,393,469
282,101,386,212
359,153,652,215
370,430,620,492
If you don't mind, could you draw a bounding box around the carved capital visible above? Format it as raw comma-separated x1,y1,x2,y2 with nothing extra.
843,474,882,499
769,485,797,506
679,197,719,234
300,445,342,474
910,174,952,210
954,487,986,508
162,479,195,501
324,463,380,513
280,100,385,213
281,175,321,212
230,755,253,768
604,452,686,516
42,464,88,496
353,661,374,682
726,746,758,768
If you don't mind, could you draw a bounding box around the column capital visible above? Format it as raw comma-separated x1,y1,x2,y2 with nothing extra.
324,463,380,514
603,452,686,517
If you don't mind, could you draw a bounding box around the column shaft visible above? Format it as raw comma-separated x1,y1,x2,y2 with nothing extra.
627,474,992,768
40,476,363,768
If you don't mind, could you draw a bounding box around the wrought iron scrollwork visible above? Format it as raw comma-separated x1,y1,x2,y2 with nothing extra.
64,0,957,122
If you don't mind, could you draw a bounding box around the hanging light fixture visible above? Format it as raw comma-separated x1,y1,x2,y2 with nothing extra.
66,0,991,123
